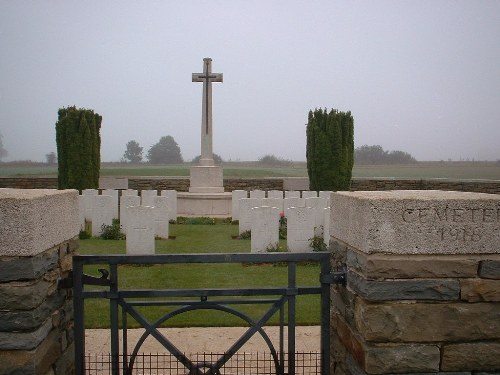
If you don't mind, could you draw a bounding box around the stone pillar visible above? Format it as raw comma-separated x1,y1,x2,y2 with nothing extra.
0,188,79,375
329,190,500,374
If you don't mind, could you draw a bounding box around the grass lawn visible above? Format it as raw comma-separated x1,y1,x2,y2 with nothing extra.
78,224,322,329
2,161,500,179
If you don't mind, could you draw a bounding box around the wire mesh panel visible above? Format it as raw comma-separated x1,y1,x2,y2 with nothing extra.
84,352,321,375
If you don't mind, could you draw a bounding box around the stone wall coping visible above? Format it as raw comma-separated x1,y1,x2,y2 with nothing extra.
331,190,500,255
0,188,79,257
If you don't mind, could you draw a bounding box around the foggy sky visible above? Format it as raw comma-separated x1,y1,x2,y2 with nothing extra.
0,1,499,162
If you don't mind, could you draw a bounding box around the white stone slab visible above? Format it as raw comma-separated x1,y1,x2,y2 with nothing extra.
141,190,158,207
319,191,333,206
161,190,178,220
152,196,169,239
302,191,318,199
78,195,86,231
262,198,284,212
91,195,114,236
0,189,79,257
330,190,500,255
267,190,284,199
122,189,138,196
283,198,305,214
285,191,300,198
323,207,331,247
251,206,280,253
250,190,266,199
239,198,261,234
287,206,315,252
120,195,140,235
82,189,98,221
231,190,248,221
126,206,154,255
189,166,224,193
177,192,232,217
103,189,119,219
306,197,328,236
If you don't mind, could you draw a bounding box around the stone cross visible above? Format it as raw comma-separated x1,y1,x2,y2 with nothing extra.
192,57,223,166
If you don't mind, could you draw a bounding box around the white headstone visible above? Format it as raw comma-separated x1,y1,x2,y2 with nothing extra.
287,206,315,252
267,190,284,199
152,196,169,239
120,195,140,235
161,190,178,221
302,191,318,199
251,206,280,253
231,190,248,221
91,195,114,237
141,190,158,207
250,190,266,199
103,189,119,219
122,189,138,196
82,189,98,221
126,206,154,255
305,197,328,236
319,191,333,205
238,198,261,234
285,191,300,198
261,197,284,212
323,207,331,248
283,198,305,214
78,195,86,231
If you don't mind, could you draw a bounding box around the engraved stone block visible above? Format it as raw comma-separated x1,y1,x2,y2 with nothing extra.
331,190,500,255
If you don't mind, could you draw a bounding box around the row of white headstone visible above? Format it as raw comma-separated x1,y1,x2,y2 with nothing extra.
231,190,332,221
78,189,177,254
232,191,332,253
248,205,331,253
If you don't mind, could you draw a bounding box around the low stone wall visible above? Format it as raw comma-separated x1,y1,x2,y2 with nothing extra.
2,176,500,195
329,191,500,374
0,189,80,375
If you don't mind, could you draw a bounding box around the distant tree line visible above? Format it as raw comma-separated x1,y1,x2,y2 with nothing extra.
257,154,292,167
354,145,417,165
122,136,183,164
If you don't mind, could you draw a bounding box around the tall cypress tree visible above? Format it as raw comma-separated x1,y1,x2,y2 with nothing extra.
56,106,102,190
306,108,354,191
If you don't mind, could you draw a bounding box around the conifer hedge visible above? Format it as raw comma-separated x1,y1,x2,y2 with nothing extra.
306,108,354,191
56,106,102,190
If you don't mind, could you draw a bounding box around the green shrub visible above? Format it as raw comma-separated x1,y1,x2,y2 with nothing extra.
266,243,288,252
279,213,287,239
238,230,251,239
309,233,327,252
79,230,91,240
100,219,125,240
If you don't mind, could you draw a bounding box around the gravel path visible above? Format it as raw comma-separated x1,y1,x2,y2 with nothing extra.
85,326,321,355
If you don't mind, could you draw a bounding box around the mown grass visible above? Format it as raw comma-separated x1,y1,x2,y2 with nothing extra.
2,161,500,179
78,224,320,329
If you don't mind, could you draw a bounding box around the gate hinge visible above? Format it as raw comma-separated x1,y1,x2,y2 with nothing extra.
320,270,347,287
58,271,74,289
58,268,111,289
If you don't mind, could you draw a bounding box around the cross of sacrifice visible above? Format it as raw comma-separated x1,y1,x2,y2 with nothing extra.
192,58,223,166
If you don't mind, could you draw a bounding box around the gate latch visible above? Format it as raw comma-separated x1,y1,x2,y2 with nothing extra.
320,269,347,287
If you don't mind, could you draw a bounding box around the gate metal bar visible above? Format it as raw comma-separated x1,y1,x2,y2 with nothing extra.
72,252,334,375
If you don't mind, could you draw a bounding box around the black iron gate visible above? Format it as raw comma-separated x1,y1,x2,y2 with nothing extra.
71,252,342,375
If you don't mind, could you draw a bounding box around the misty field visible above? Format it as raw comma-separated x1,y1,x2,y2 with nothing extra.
1,161,500,180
